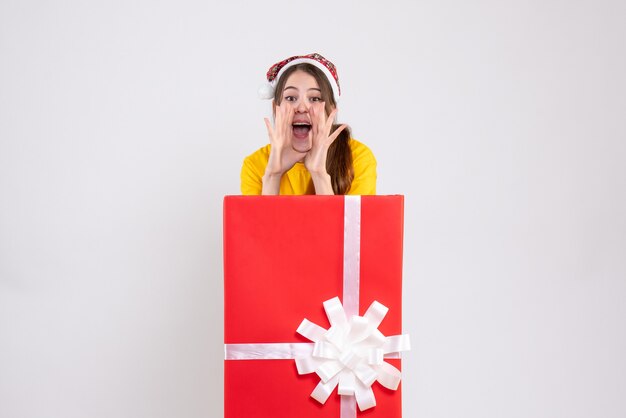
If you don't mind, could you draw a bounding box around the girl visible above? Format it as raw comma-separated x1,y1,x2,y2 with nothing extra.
241,53,376,195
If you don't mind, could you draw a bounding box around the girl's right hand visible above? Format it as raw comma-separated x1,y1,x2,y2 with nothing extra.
263,103,306,176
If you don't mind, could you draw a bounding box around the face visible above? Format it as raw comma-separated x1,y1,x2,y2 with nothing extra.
279,70,327,153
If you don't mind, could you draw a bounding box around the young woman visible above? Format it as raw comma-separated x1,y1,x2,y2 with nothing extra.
241,53,376,195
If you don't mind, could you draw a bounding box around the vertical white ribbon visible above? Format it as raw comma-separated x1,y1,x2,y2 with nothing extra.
341,395,358,418
341,195,361,418
342,195,361,318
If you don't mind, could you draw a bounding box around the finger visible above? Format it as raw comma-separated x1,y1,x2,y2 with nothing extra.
319,104,336,137
328,124,348,144
274,103,283,130
328,107,338,121
276,104,291,137
277,103,287,126
286,104,295,126
313,102,326,136
283,106,294,139
309,103,319,137
318,102,327,124
308,122,314,145
264,117,274,138
326,108,338,132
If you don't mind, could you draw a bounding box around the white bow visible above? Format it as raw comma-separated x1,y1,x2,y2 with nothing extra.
295,297,411,411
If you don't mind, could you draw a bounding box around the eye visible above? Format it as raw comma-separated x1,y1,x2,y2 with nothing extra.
284,96,297,102
310,97,322,102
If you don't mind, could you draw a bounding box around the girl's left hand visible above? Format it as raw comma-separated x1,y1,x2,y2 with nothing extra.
304,103,347,176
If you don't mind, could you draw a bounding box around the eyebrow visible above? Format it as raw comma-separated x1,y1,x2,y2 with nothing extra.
284,86,322,92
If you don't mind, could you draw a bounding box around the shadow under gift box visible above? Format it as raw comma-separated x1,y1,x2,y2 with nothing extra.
223,195,405,418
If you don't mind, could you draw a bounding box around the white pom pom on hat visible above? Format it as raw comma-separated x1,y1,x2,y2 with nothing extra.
257,83,275,100
257,53,341,103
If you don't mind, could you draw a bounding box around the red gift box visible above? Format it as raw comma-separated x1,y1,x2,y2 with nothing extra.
224,195,406,418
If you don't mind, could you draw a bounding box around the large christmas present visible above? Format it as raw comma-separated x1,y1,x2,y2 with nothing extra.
223,195,409,418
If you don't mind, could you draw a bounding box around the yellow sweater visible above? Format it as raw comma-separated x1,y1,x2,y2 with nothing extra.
241,139,377,195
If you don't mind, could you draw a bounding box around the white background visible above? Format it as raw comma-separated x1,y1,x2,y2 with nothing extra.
1,1,625,417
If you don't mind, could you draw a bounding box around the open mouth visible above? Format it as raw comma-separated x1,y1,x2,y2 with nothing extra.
292,122,312,139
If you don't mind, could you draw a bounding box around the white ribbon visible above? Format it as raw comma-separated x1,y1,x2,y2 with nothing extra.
342,195,361,318
224,196,410,417
295,296,410,412
224,343,313,360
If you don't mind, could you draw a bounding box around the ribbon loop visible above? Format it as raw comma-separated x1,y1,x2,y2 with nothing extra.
363,300,388,329
297,319,327,342
366,348,384,365
325,325,348,348
373,361,402,390
324,297,348,327
337,370,356,396
353,362,377,387
339,350,360,370
362,329,387,347
311,375,339,404
383,334,412,354
354,381,376,411
346,315,371,343
295,355,322,374
313,341,340,359
317,360,344,383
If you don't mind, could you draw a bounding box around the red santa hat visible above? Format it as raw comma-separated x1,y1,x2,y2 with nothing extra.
258,53,341,103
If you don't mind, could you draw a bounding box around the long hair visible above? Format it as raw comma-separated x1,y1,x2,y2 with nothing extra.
273,64,354,195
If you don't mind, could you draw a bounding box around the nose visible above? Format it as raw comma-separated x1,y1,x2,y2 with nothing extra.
295,99,309,113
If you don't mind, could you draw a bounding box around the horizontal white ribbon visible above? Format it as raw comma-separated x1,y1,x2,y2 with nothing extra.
225,343,313,360
224,343,405,361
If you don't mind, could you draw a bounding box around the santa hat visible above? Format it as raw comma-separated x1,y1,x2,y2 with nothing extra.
258,53,341,103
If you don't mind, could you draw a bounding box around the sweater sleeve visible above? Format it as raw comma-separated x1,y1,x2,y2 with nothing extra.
347,140,377,195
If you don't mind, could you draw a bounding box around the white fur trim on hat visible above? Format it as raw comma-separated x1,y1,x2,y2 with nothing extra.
258,55,341,103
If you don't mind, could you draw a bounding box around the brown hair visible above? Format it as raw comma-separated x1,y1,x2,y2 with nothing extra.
273,64,354,195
